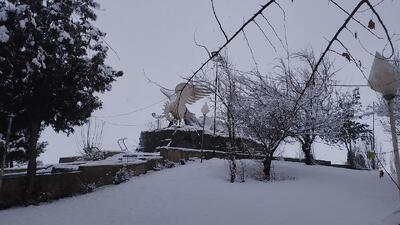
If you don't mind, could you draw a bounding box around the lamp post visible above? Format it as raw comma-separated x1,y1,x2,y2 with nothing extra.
201,102,209,163
369,52,400,195
211,51,223,136
151,113,164,130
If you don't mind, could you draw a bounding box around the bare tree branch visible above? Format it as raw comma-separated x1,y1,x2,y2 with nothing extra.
286,0,370,141
211,0,229,42
329,38,382,100
253,20,277,53
242,29,260,72
260,13,286,51
365,0,395,58
308,0,367,91
193,31,211,58
177,0,277,112
329,0,383,40
357,0,385,13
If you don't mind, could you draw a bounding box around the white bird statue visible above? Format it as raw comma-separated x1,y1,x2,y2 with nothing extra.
161,82,212,126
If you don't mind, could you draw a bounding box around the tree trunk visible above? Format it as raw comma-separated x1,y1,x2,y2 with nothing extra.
229,157,236,183
300,136,315,165
263,155,272,180
25,120,41,201
347,150,356,168
301,142,315,165
346,141,356,168
8,157,13,168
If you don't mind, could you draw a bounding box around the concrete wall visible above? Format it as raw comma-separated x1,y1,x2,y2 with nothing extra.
0,159,160,209
158,146,332,166
159,147,226,162
139,129,264,153
59,151,124,163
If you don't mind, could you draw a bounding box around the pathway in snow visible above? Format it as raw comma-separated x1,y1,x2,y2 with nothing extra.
0,159,398,225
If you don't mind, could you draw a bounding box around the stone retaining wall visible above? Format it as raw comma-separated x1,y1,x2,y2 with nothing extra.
158,146,332,166
0,159,160,209
59,151,124,163
139,129,264,153
159,147,372,170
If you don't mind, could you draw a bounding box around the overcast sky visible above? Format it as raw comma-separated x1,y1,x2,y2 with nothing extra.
38,0,400,163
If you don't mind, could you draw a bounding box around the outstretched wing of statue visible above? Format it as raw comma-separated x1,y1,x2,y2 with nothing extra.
174,83,212,105
160,87,176,101
186,85,213,104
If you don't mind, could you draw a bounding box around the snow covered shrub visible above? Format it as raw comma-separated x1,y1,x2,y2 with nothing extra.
37,192,50,203
82,183,97,193
348,145,368,169
82,147,107,161
160,160,175,169
241,160,295,181
81,119,106,161
355,153,367,169
113,167,131,185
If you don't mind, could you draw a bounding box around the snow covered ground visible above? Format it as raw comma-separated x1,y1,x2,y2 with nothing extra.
0,159,399,225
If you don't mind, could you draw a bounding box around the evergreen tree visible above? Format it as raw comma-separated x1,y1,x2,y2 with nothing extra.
0,0,122,199
327,89,371,167
0,114,47,168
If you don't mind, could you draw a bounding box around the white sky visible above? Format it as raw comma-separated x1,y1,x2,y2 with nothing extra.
39,0,400,163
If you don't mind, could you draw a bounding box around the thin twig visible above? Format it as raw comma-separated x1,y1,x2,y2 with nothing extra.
143,70,170,90
365,0,395,58
308,0,367,93
357,0,385,13
288,0,368,140
260,13,286,51
193,31,211,57
211,0,229,42
330,38,383,101
329,0,383,40
253,20,277,53
178,0,277,111
242,29,260,72
100,36,121,60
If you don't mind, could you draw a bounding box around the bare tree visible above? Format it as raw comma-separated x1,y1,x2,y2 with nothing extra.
276,49,338,165
187,0,395,181
233,74,293,180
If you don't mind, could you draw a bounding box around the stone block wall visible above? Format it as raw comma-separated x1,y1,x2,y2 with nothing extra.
158,146,332,166
0,159,160,209
138,128,264,153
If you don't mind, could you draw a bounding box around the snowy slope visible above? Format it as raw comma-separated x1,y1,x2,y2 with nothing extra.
0,159,398,225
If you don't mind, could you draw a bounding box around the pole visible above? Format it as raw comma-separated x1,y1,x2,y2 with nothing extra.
214,60,218,136
372,101,375,151
372,101,376,169
0,115,14,191
387,98,400,196
201,114,206,163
